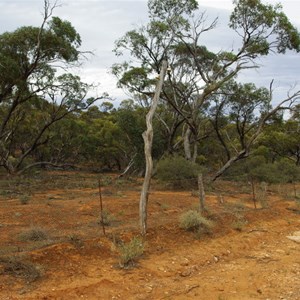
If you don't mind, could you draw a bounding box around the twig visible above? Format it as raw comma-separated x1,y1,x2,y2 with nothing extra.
185,284,200,293
247,229,268,233
286,208,300,214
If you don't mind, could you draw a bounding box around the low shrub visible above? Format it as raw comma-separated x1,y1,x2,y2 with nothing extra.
156,156,200,189
19,195,30,205
0,256,41,282
118,236,144,268
100,210,116,226
68,234,84,248
179,210,214,233
231,219,248,231
18,228,49,242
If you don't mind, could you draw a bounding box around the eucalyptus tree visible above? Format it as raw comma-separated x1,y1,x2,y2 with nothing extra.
0,1,104,174
113,0,300,167
112,0,300,234
260,118,300,166
208,81,300,180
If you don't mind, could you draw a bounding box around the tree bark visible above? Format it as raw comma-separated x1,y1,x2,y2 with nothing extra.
183,126,192,161
250,177,257,209
198,173,205,213
140,60,168,235
211,149,248,182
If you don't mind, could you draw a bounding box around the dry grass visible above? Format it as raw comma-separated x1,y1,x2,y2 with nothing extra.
0,256,41,282
179,210,214,233
18,227,49,242
118,237,144,268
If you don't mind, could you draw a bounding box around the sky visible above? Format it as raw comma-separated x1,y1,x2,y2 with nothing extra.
0,0,299,104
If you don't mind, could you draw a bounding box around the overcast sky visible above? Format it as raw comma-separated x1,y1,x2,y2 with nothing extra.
0,0,299,104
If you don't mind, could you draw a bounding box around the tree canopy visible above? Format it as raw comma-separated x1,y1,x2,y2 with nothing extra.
0,1,104,174
0,0,299,180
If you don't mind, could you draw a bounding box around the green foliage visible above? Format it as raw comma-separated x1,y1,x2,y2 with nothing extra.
0,0,299,180
119,67,155,93
179,210,214,232
230,0,300,55
260,120,300,165
275,159,300,183
113,0,300,183
0,7,107,174
118,237,144,268
148,0,198,19
156,156,200,188
225,156,300,184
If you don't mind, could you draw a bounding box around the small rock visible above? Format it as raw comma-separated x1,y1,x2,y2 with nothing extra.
179,270,191,277
213,256,219,262
180,260,189,266
286,236,300,243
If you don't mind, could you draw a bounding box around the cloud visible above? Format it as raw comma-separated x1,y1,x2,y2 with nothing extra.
0,0,299,103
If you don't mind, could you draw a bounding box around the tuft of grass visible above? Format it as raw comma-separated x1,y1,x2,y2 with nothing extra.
19,195,30,205
256,182,269,208
190,190,199,197
101,176,113,186
118,236,144,268
18,227,49,242
68,234,84,248
223,202,246,215
179,210,214,233
0,256,41,282
231,219,248,232
100,210,116,226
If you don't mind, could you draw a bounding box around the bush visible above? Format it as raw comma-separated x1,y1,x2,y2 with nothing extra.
231,219,248,231
19,195,30,205
225,156,300,185
100,210,116,226
179,210,214,233
156,156,200,189
275,159,300,183
68,234,84,248
18,228,49,242
118,236,144,268
0,256,41,282
256,182,269,208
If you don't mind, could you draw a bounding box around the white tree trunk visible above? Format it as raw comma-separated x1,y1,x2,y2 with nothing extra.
140,60,168,235
183,126,192,161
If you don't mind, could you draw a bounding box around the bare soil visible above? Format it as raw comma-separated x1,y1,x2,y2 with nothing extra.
0,171,299,300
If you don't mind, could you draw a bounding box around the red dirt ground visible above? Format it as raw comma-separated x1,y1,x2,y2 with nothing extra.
0,171,299,300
